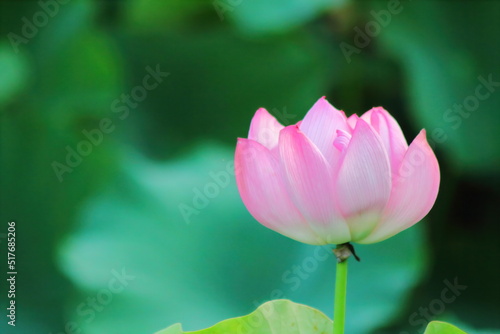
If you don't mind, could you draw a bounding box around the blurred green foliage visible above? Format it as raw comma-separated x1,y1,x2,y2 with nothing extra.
158,299,334,333
423,321,467,334
0,0,499,333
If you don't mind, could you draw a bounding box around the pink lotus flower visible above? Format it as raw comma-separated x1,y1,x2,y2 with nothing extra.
235,97,440,245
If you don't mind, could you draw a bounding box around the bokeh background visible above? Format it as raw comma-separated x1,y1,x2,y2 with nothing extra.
1,0,499,333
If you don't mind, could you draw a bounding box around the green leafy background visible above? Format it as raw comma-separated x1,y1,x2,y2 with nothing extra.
0,0,499,333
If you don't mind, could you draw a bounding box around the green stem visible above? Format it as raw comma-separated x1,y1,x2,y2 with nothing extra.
333,257,348,334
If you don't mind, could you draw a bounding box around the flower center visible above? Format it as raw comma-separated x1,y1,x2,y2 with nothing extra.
333,129,351,152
